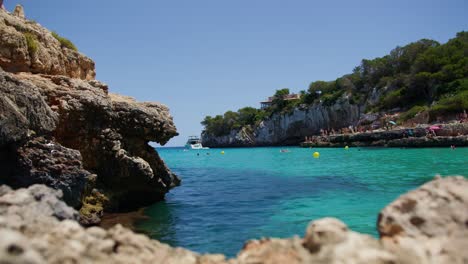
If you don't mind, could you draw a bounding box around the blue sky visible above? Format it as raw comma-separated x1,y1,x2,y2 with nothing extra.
5,0,467,146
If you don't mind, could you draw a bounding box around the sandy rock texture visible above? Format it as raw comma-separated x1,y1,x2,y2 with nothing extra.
0,70,57,145
378,176,468,263
0,7,95,80
1,176,467,264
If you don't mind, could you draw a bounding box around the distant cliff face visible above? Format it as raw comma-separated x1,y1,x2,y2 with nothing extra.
0,7,179,224
202,97,361,147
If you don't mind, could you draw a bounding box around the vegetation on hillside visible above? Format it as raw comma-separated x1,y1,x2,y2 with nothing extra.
23,32,38,54
202,32,468,136
52,31,78,51
201,107,264,137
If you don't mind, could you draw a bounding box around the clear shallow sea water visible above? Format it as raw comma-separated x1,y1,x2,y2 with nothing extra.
137,147,468,257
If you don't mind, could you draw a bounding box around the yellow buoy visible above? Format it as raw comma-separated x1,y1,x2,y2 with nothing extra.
313,152,320,158
221,151,225,155
345,146,349,150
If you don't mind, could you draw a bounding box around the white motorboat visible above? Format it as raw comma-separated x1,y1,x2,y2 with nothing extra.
185,136,209,150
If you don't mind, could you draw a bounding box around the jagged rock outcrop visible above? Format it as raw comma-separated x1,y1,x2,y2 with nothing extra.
9,72,180,211
202,127,256,147
202,98,361,147
377,176,468,263
0,70,89,207
10,137,90,208
0,7,179,222
0,70,57,145
12,4,24,19
0,8,95,79
256,99,361,145
1,176,467,263
0,66,179,216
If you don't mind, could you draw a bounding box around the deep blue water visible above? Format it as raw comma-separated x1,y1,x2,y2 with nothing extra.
137,146,468,256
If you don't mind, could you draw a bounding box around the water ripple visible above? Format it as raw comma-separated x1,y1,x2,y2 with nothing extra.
137,147,468,256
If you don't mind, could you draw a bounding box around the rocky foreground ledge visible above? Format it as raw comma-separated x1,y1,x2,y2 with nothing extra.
0,176,467,263
0,6,179,224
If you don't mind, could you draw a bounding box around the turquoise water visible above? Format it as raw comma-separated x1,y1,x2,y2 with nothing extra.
137,147,468,256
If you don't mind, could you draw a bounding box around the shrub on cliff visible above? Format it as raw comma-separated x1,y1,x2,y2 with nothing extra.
399,105,429,121
429,90,468,117
52,31,78,51
23,32,38,54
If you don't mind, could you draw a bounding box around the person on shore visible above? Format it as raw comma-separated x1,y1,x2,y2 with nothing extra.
460,110,467,123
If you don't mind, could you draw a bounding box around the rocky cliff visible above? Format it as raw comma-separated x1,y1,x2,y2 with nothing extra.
202,32,468,148
0,6,179,224
202,98,361,147
0,6,95,79
1,176,466,263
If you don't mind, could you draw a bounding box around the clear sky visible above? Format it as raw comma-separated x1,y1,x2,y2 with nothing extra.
5,0,467,146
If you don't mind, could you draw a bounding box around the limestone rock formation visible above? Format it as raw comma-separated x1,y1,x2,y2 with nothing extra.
238,218,395,264
8,137,90,208
0,8,95,79
202,98,361,147
0,6,179,222
12,4,24,19
10,72,180,211
0,70,90,208
0,67,180,214
255,99,361,145
377,176,468,263
201,127,256,148
0,70,57,145
379,176,468,238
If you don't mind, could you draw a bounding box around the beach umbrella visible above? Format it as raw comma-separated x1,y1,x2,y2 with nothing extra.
429,125,441,130
388,121,396,125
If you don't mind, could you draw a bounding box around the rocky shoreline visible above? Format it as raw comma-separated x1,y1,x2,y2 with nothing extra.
301,123,468,148
0,6,179,224
1,176,467,263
